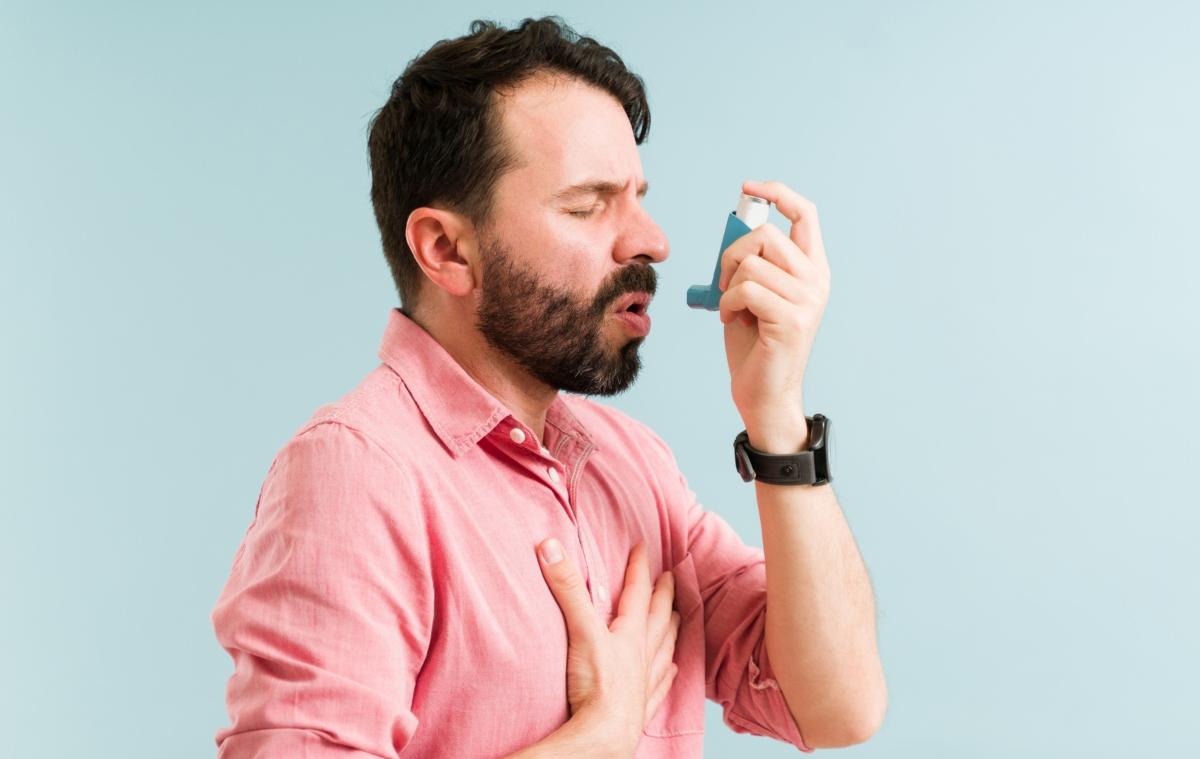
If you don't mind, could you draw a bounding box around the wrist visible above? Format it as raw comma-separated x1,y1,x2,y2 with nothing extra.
745,415,810,454
555,706,632,759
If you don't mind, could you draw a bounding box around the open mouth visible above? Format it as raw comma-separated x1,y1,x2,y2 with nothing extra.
612,292,652,315
611,293,652,336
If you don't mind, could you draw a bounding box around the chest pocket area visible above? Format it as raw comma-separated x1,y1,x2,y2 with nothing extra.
642,552,706,737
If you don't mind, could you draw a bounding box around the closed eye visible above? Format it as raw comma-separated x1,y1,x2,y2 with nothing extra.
569,208,597,218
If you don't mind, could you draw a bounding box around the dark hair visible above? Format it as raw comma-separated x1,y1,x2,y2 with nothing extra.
367,16,651,313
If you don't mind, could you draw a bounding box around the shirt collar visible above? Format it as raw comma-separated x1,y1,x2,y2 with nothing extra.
376,307,597,458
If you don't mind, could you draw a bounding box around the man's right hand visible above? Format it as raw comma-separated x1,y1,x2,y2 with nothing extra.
533,538,681,756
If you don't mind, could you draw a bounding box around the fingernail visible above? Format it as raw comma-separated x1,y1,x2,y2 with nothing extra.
540,539,563,564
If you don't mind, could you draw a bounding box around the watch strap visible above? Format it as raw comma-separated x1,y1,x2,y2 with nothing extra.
733,414,831,486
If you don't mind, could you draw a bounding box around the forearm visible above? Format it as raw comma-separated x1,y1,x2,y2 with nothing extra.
750,424,886,746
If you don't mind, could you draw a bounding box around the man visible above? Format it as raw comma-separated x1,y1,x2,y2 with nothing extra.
211,16,886,758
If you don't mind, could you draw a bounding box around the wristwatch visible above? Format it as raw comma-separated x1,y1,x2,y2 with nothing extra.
733,414,832,486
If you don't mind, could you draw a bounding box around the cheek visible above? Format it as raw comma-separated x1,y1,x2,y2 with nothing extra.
505,211,614,296
550,258,605,301
544,236,608,288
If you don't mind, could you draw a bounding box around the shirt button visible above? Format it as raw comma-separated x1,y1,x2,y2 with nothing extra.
547,466,560,483
596,584,608,603
509,428,526,444
540,445,550,456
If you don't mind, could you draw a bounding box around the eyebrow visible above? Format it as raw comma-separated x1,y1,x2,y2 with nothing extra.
552,178,649,202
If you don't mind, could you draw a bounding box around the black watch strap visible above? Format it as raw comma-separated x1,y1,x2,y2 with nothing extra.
733,414,831,486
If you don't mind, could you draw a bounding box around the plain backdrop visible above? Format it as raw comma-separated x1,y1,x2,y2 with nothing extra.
2,1,1197,757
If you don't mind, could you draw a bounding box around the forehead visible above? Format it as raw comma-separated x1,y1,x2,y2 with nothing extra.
492,73,642,196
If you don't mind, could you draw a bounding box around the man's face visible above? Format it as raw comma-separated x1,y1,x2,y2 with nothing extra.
473,73,670,396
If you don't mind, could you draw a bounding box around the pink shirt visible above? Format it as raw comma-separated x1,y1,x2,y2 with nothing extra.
211,308,813,757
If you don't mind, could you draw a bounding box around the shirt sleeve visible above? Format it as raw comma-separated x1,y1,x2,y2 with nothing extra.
635,421,815,753
686,487,815,752
211,421,433,758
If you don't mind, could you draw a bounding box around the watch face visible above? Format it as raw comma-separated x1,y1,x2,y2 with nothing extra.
826,420,834,480
733,434,755,482
821,417,833,483
809,414,828,448
809,414,832,484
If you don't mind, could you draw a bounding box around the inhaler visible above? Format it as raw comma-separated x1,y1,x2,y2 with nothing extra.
686,193,770,311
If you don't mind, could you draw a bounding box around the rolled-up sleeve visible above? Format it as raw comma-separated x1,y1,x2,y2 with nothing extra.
211,421,433,758
686,494,814,752
635,422,814,753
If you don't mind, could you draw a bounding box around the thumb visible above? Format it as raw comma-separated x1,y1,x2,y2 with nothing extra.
537,538,600,646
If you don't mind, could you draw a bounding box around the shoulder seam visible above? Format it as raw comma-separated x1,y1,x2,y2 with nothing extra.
294,417,413,479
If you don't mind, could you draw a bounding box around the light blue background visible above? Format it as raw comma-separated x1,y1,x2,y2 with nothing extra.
3,1,1197,756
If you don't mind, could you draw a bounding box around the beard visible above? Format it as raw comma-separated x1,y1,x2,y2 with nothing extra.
474,233,657,397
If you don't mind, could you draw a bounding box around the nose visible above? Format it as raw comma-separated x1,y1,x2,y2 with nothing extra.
615,200,670,266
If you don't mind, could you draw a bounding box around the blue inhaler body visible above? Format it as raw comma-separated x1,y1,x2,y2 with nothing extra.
686,193,771,310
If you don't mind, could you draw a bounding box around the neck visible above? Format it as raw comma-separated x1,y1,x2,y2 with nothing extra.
410,304,557,446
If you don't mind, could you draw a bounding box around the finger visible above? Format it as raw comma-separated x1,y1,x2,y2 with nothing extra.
720,252,808,319
718,279,798,331
742,179,829,273
613,542,653,631
537,538,601,646
644,571,675,659
643,663,680,728
718,222,806,293
648,570,675,627
647,610,681,688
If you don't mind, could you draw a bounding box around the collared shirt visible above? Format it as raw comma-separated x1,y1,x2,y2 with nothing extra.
211,308,813,757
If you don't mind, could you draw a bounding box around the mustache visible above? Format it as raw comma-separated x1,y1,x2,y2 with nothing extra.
595,264,657,313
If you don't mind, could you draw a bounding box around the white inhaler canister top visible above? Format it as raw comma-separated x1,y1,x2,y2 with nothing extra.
735,193,770,230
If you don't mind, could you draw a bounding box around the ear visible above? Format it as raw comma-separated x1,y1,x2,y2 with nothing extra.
404,206,478,298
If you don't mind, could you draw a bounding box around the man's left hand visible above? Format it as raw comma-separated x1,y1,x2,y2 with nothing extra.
718,179,831,453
